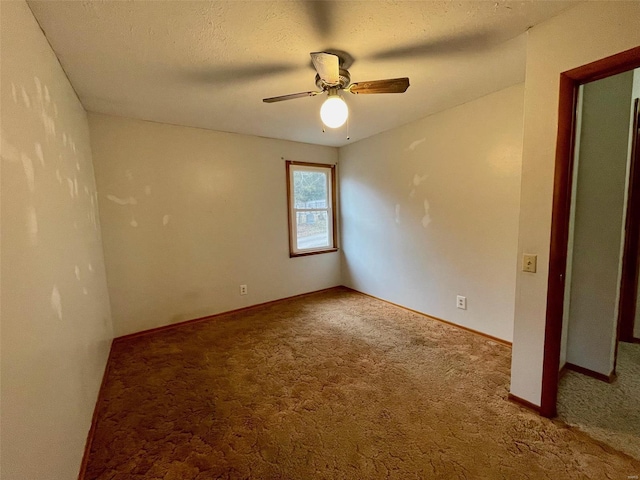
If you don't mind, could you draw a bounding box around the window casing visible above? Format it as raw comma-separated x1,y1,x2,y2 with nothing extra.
286,161,338,257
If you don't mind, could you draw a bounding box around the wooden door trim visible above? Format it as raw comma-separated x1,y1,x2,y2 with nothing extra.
618,98,640,344
541,46,640,418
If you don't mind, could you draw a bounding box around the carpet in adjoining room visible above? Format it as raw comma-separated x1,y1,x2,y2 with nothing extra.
558,341,640,460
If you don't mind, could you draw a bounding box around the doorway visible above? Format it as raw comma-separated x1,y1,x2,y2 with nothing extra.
552,67,640,458
540,46,640,419
560,70,638,382
618,96,640,346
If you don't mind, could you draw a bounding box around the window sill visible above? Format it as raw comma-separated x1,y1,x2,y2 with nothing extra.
289,248,339,258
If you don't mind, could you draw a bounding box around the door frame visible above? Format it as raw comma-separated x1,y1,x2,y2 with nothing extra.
618,98,640,344
540,46,640,418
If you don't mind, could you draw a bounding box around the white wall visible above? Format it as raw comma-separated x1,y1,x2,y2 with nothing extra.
565,72,633,375
0,2,113,479
559,87,584,369
510,1,640,406
340,84,524,342
88,113,341,337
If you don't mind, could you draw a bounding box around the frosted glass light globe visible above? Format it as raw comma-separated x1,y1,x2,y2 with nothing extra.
320,95,348,128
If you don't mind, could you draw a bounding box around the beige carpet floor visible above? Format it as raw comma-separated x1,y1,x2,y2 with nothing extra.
85,287,640,479
558,341,640,460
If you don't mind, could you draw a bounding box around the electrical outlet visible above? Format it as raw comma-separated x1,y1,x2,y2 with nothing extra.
456,295,467,310
523,254,537,273
240,284,248,295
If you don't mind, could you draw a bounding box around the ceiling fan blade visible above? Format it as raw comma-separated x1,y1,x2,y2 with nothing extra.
368,32,491,61
303,1,333,39
310,52,340,84
348,78,410,95
184,64,300,85
263,91,322,103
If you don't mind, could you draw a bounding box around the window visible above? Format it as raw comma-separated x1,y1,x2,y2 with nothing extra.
286,161,338,257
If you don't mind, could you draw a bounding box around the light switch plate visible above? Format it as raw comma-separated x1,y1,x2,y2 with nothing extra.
523,254,537,273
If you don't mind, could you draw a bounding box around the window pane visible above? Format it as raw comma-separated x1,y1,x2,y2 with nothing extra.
293,171,328,209
295,210,330,250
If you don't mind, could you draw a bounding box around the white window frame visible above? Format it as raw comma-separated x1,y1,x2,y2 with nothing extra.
286,161,338,257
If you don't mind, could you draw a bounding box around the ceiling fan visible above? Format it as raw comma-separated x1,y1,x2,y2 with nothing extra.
263,52,410,129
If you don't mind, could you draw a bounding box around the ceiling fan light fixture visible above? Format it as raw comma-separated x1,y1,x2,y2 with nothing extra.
263,52,409,130
320,93,348,129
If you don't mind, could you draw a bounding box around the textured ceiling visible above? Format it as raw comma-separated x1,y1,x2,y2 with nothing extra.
27,1,576,147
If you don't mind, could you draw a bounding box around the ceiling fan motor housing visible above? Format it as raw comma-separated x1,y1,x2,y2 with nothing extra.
263,51,409,103
315,69,351,91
